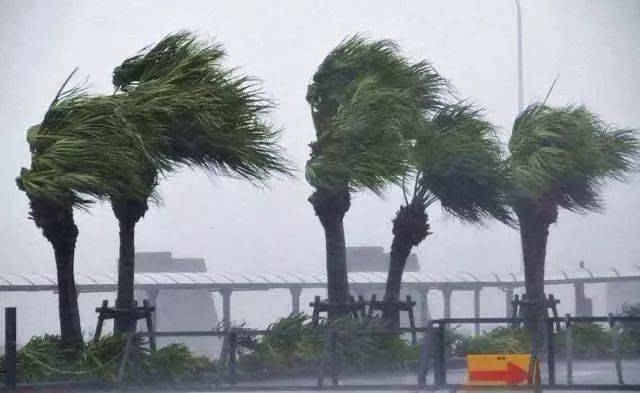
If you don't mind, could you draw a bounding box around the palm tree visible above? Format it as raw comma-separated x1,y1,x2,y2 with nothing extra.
382,104,512,327
17,80,155,347
109,32,291,333
506,103,638,352
305,36,447,310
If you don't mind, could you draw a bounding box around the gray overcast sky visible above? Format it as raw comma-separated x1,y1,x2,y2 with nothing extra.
1,1,639,278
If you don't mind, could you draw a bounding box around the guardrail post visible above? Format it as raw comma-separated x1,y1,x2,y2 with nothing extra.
131,334,143,384
228,331,237,385
564,314,573,385
329,329,338,386
5,307,16,391
143,299,156,351
546,318,556,385
608,313,624,385
317,329,337,387
433,321,446,387
117,333,134,386
417,325,432,386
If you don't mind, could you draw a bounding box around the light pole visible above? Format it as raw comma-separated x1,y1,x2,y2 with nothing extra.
516,0,524,112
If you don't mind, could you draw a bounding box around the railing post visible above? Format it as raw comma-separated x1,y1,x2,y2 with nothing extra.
546,318,556,385
143,299,156,351
564,314,573,385
434,321,446,386
5,307,17,391
608,313,624,385
130,333,143,384
117,333,134,386
512,294,520,328
329,329,338,386
228,331,237,385
317,329,337,387
417,324,432,386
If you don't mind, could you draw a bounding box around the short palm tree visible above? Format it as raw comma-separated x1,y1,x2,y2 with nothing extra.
306,36,447,309
382,104,512,327
507,103,638,352
17,79,155,347
109,32,291,333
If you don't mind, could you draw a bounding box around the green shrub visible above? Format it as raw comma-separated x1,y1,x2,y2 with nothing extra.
247,313,322,369
143,344,212,382
0,334,213,383
461,327,529,355
240,313,420,372
556,321,640,357
555,322,610,358
619,303,640,352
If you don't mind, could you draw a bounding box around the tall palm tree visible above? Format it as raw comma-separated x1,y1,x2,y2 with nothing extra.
507,103,638,352
306,36,447,309
382,104,512,327
17,81,155,347
109,32,291,333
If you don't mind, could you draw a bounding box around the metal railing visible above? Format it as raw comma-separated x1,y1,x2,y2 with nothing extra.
112,314,640,391
422,315,640,391
4,309,640,391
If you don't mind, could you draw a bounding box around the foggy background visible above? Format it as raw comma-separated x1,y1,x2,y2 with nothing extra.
0,0,638,340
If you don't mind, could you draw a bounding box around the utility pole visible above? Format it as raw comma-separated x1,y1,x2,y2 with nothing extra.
516,0,524,112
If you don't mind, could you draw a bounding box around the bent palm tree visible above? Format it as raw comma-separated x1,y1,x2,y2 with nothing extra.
110,32,291,333
382,104,512,327
507,103,638,352
17,81,154,347
306,36,447,309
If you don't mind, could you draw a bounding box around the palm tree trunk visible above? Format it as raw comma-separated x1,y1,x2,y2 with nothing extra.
382,202,429,328
112,199,148,334
309,188,351,315
53,237,82,348
28,197,83,348
514,198,557,355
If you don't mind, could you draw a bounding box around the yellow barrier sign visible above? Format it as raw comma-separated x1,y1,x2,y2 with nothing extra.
466,354,540,385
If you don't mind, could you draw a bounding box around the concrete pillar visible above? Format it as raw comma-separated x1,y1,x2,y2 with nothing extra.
473,287,481,336
419,288,430,327
505,287,514,318
220,288,232,329
289,287,302,314
146,288,160,330
442,287,452,319
574,282,593,316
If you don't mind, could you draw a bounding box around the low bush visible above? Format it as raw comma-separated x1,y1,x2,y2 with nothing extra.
555,322,612,358
0,335,213,383
239,313,420,372
455,327,529,355
620,303,640,352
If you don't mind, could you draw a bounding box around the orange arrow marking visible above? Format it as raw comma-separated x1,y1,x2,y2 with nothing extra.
469,361,529,384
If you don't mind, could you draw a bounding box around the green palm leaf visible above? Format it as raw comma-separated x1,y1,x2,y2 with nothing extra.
508,103,639,212
306,35,448,193
412,103,513,225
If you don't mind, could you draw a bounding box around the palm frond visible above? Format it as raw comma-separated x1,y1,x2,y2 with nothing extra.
306,34,449,193
19,83,161,208
413,103,513,225
508,103,639,212
113,31,293,184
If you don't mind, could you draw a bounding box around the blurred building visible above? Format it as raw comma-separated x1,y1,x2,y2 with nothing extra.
606,281,640,314
134,252,221,358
